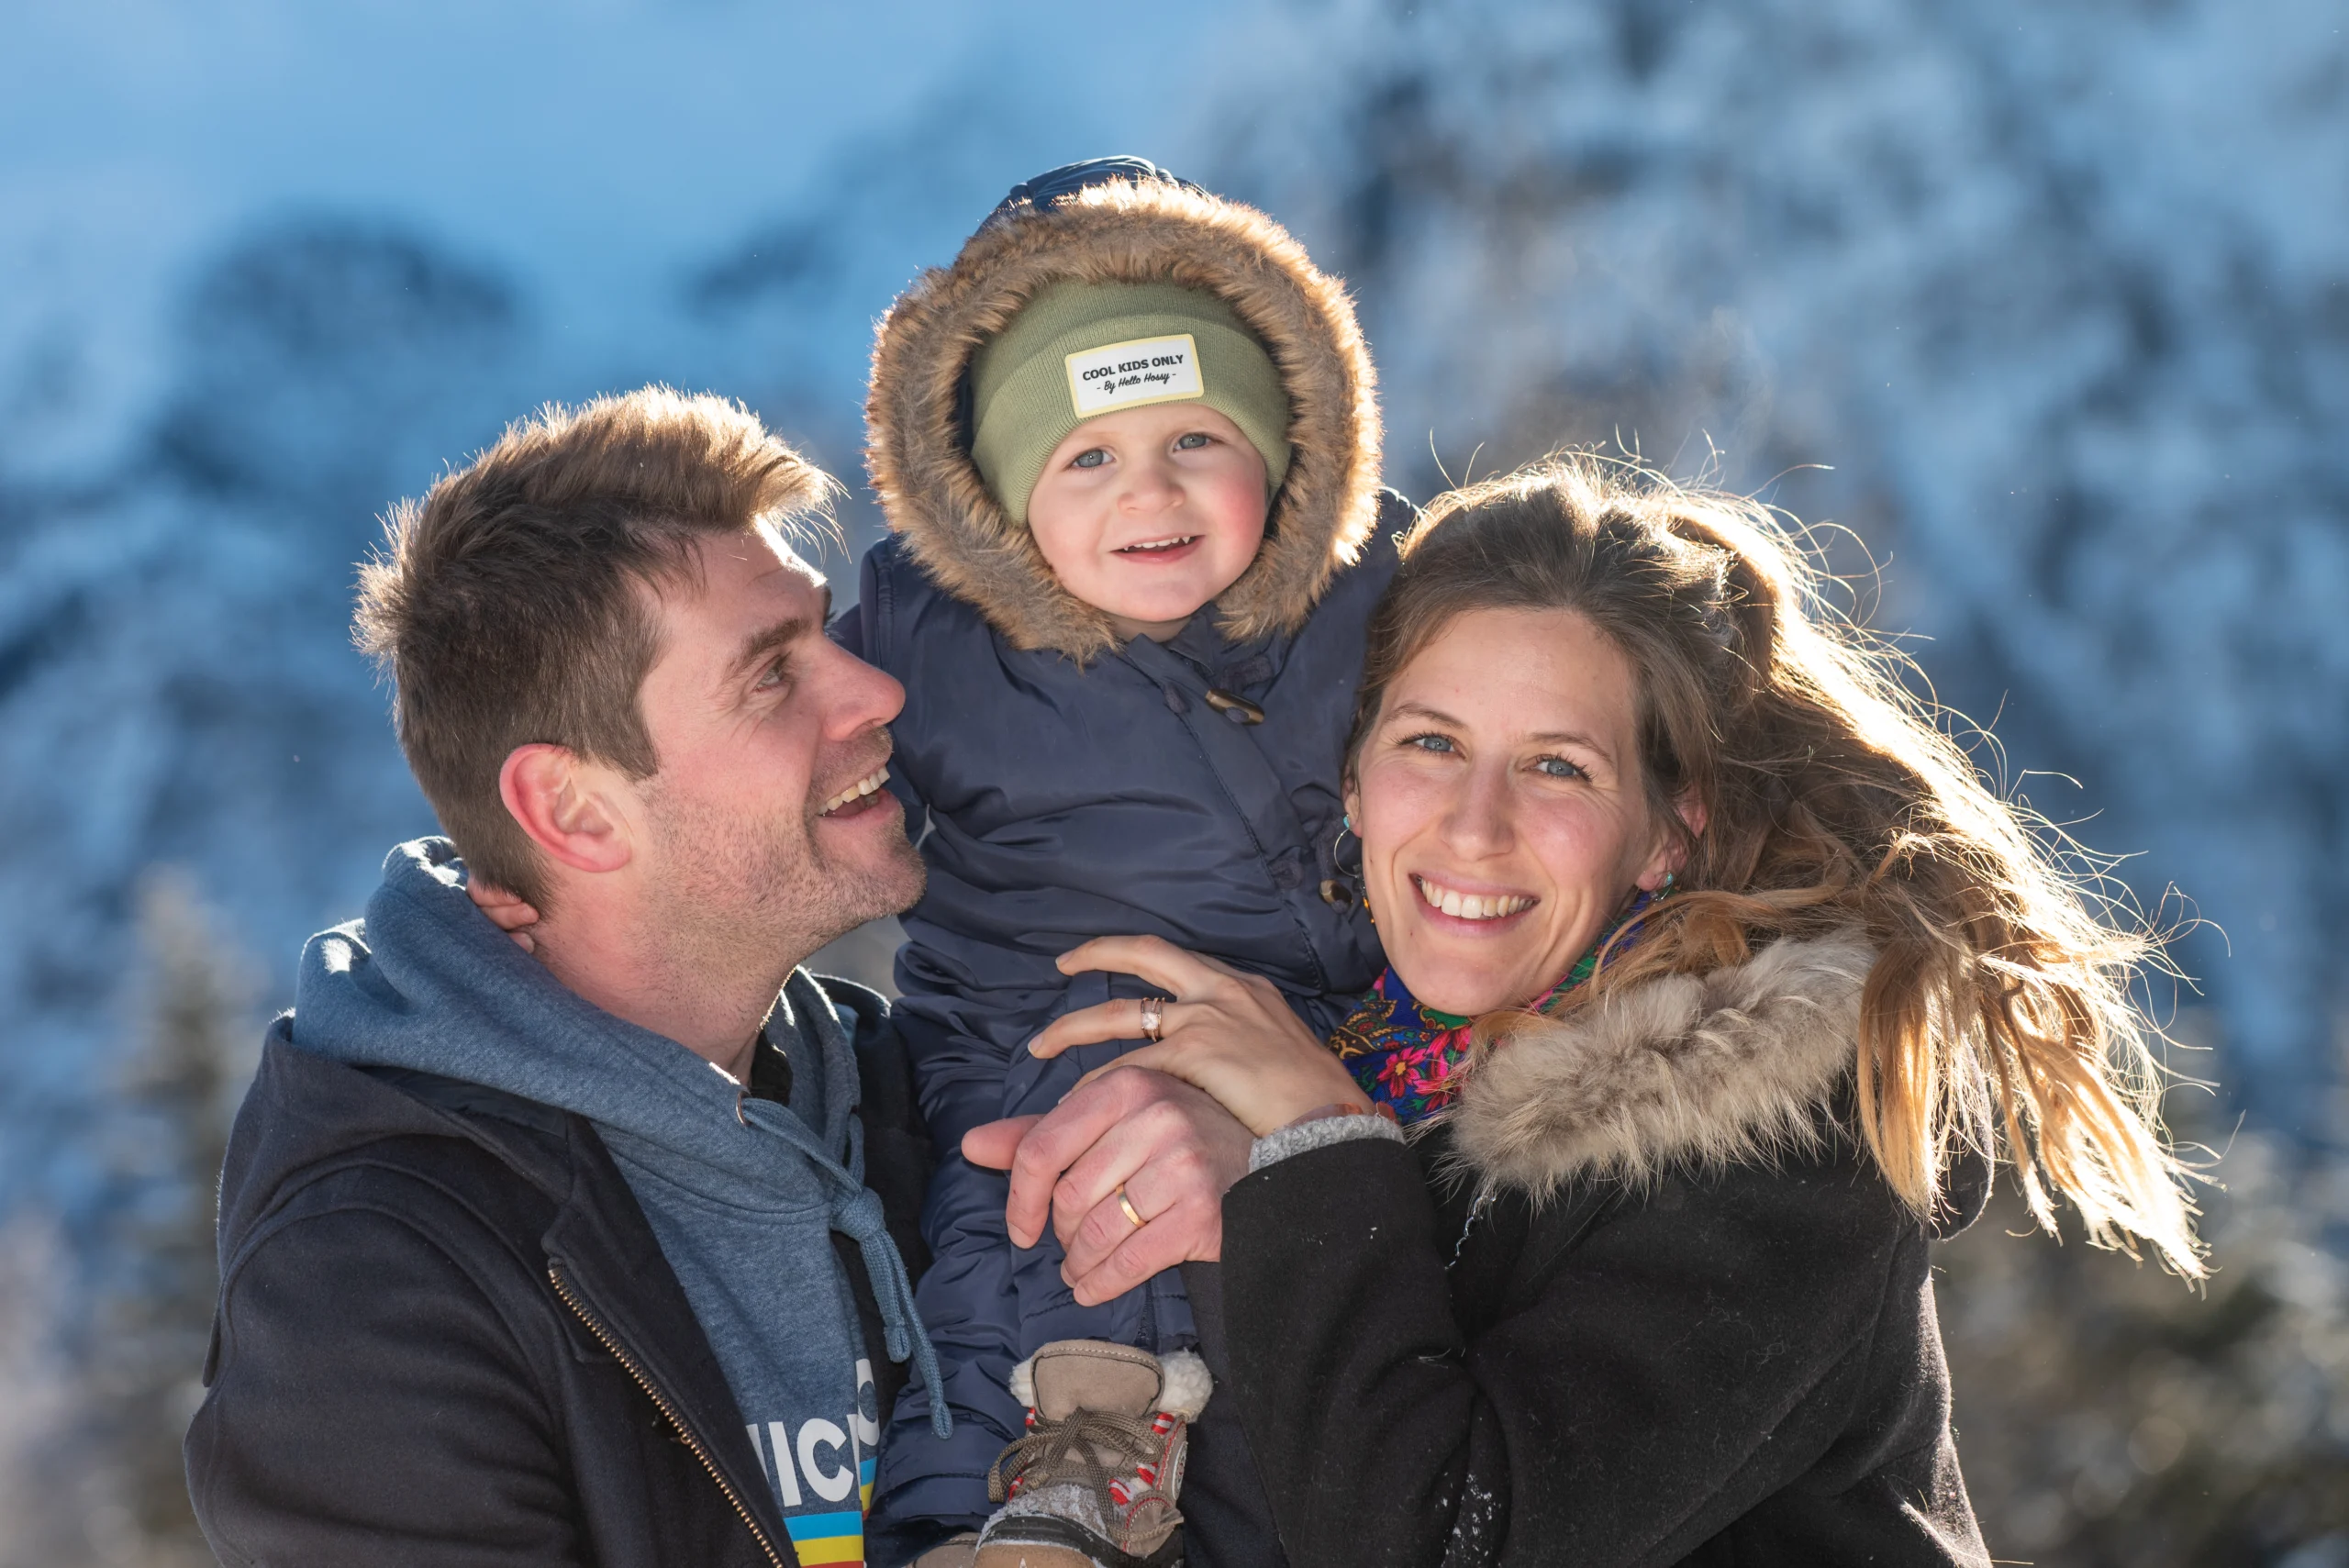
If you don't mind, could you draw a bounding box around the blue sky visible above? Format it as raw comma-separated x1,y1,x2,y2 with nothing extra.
0,0,1232,479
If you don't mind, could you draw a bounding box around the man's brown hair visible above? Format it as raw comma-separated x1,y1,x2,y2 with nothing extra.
355,386,829,906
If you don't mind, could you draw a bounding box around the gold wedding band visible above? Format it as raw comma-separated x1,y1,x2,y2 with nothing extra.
1116,1184,1145,1229
1139,995,1165,1042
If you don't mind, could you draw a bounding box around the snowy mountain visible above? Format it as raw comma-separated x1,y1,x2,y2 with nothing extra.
0,0,1230,1215
0,0,2342,1239
1218,0,2349,1128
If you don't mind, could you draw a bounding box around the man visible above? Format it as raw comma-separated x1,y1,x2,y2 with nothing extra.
184,387,947,1567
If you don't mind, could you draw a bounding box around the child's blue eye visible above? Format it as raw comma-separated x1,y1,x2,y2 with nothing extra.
1174,432,1210,450
1072,448,1109,470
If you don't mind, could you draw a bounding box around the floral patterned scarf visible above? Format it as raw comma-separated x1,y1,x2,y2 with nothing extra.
1330,885,1672,1125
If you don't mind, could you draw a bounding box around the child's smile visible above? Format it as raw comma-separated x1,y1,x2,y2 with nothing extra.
1115,532,1202,560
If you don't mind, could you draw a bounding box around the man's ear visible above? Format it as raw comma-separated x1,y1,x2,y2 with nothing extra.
498,744,635,875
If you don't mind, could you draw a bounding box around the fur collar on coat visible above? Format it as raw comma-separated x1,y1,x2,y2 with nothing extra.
864,177,1384,661
1446,932,1876,1201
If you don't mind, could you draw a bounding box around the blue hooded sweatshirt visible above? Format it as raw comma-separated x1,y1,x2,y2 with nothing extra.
288,838,944,1559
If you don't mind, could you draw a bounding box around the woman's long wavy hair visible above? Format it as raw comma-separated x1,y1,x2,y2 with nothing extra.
1346,456,2201,1274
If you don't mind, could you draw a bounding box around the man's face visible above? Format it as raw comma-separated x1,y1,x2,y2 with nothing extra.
627,525,923,974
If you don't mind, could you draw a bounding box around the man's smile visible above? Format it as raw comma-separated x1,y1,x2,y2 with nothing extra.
818,764,890,817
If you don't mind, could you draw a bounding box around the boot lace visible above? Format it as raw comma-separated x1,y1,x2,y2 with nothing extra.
987,1407,1168,1506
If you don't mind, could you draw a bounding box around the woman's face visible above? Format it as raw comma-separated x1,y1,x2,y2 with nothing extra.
1349,606,1687,1017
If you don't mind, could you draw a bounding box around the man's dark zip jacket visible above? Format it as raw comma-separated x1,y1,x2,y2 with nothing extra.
184,975,934,1568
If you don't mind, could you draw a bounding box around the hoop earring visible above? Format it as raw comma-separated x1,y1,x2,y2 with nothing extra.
1322,814,1367,916
1333,815,1364,877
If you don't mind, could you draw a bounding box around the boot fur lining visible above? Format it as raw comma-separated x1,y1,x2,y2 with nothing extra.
1006,1346,1213,1419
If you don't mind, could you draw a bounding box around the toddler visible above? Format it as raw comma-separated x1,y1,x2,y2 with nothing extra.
839,158,1401,1568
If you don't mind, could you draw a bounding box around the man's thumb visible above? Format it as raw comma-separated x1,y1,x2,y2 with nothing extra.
961,1116,1042,1172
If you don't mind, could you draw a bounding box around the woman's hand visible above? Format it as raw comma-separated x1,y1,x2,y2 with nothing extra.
963,1067,1252,1306
466,881,541,952
1028,935,1372,1138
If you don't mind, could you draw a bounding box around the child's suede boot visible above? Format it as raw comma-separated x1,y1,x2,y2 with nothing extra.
975,1340,1213,1568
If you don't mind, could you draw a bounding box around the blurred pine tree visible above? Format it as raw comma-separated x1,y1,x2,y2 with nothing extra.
1937,1034,2349,1565
72,874,250,1567
0,1215,76,1568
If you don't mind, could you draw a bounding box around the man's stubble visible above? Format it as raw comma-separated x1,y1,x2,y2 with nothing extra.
637,776,925,1018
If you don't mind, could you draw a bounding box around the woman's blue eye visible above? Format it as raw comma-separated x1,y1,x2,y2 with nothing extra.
1174,431,1210,450
1073,448,1109,469
1405,733,1457,754
1533,755,1586,780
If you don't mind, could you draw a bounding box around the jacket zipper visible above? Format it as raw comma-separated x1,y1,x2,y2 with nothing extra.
548,1263,787,1568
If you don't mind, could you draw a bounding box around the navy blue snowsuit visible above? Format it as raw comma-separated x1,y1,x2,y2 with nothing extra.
831,511,1400,1529
848,161,1397,1553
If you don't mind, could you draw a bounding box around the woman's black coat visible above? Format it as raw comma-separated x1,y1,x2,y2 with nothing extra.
1218,934,1994,1568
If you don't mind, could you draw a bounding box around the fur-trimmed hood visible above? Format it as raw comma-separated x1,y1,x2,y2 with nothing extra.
865,175,1383,661
1447,933,1876,1202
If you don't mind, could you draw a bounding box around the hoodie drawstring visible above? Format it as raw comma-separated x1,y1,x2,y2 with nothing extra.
740,1098,952,1439
830,1184,951,1439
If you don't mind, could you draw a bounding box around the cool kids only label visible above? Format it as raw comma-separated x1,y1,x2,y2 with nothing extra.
743,1359,882,1565
1064,333,1206,417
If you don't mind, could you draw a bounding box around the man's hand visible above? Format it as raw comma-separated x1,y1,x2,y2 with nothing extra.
467,881,541,952
963,1068,1252,1307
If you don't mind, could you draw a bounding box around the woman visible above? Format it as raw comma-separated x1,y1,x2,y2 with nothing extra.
994,457,2200,1567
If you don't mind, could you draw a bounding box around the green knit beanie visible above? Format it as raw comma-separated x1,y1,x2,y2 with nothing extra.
969,280,1293,526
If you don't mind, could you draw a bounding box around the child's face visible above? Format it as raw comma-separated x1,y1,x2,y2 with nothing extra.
1024,403,1269,643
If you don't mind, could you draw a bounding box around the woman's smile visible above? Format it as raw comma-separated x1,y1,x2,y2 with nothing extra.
1408,873,1539,925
